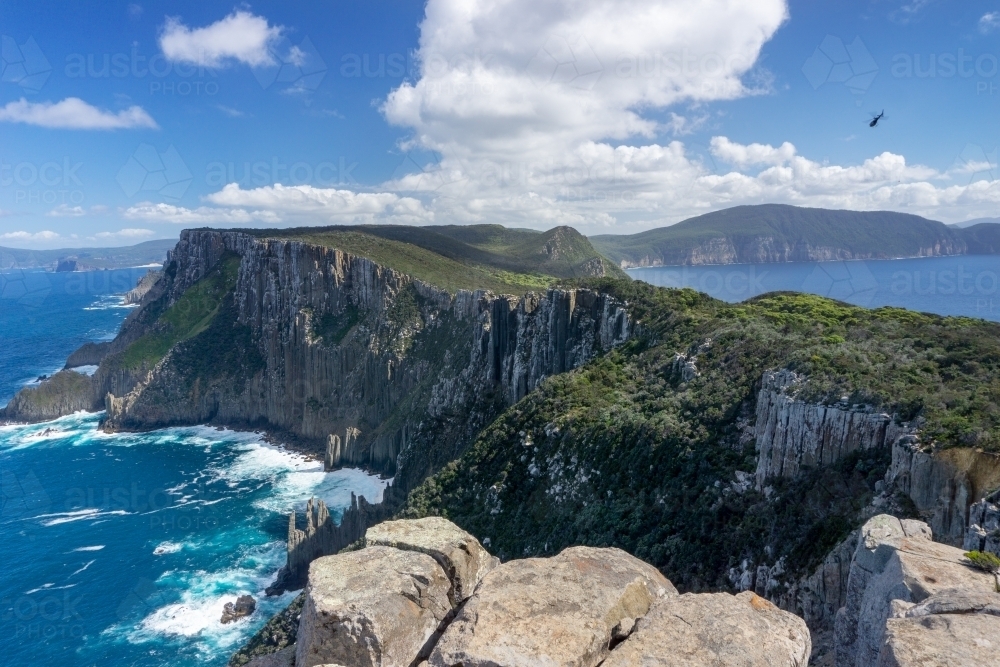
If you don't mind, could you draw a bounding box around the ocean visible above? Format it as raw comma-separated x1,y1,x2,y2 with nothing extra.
0,268,387,667
628,255,1000,322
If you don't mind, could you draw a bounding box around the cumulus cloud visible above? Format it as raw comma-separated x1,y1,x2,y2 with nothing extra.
383,0,787,161
371,0,1000,229
47,204,87,217
159,10,282,68
0,98,157,130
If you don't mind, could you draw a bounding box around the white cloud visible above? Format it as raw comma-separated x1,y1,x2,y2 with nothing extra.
369,0,1000,230
383,0,787,161
94,228,155,239
47,204,87,217
980,12,1000,33
159,10,282,68
123,184,434,227
0,230,62,242
0,98,157,130
123,202,281,225
205,183,431,222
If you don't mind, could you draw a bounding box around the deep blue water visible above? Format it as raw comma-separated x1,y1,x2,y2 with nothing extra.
629,255,1000,322
0,269,386,667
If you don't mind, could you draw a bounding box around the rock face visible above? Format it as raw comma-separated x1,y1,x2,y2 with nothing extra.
428,546,676,667
884,435,1000,546
64,341,111,369
103,230,631,484
753,370,912,489
602,591,811,667
244,646,294,667
365,516,499,606
123,269,162,305
965,491,1000,555
269,494,387,595
834,514,995,667
280,518,811,667
295,546,453,667
221,595,256,624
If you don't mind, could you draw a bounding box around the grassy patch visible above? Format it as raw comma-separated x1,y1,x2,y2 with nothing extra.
121,254,240,369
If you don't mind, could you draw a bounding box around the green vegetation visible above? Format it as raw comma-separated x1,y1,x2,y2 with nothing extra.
590,204,983,267
313,305,361,346
120,254,241,369
964,550,1000,591
249,223,626,294
403,280,1000,591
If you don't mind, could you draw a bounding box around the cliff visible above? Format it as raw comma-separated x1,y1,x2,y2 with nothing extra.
753,370,913,490
101,229,631,483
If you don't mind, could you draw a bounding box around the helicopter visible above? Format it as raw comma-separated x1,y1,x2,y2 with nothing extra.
869,110,884,128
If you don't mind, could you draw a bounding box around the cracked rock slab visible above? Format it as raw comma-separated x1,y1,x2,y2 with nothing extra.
365,517,499,605
601,591,811,666
428,546,676,667
877,613,1000,666
295,546,452,667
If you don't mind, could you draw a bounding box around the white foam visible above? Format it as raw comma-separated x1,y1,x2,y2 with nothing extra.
153,541,183,556
39,508,130,526
71,545,105,552
69,365,99,376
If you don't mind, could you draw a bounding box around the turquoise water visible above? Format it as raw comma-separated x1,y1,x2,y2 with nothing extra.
0,271,387,667
629,255,1000,322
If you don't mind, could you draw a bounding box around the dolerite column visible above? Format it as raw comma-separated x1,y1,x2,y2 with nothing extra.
324,434,341,471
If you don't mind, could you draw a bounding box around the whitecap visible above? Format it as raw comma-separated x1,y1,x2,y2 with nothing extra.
71,545,105,552
153,542,183,556
71,560,96,576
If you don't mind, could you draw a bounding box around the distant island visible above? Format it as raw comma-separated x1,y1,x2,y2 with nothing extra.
590,204,1000,267
0,238,176,272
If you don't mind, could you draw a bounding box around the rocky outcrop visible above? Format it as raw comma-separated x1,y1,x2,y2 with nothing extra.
365,516,499,606
753,370,913,489
429,546,675,667
64,341,111,369
221,595,256,624
834,514,995,667
884,435,1000,546
268,493,389,595
965,491,1000,555
0,369,95,422
602,591,811,666
123,269,162,305
276,518,811,667
295,546,453,667
243,646,294,667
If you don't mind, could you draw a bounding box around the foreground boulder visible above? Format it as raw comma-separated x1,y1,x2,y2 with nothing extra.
251,518,813,667
428,546,676,667
835,514,996,667
295,546,452,667
602,591,811,666
365,516,499,605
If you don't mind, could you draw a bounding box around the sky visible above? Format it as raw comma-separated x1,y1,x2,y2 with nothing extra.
0,0,998,248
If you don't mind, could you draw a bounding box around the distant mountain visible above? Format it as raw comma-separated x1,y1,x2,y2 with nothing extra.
590,204,997,267
0,239,176,271
251,223,627,292
950,217,1000,228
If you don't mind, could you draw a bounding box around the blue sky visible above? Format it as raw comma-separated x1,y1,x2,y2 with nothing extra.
0,0,998,247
